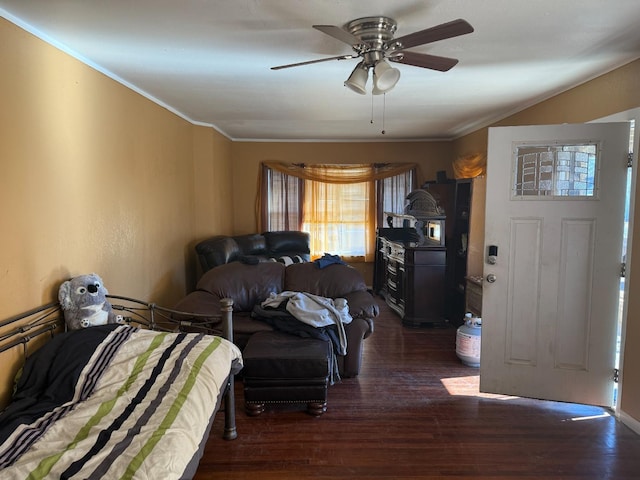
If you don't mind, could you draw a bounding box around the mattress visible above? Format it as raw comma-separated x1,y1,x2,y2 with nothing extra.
0,324,242,479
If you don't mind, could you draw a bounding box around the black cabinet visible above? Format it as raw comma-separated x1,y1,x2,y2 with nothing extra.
422,179,472,326
374,228,447,326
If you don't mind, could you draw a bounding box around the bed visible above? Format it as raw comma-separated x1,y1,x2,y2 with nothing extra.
0,296,242,480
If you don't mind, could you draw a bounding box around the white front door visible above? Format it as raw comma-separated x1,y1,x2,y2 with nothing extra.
480,122,630,406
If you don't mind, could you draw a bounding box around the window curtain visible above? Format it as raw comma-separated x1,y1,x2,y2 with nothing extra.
258,162,417,262
302,165,376,262
376,168,416,225
258,164,304,231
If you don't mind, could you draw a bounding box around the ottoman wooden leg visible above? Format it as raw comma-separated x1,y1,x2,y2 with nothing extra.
307,401,327,416
245,402,265,417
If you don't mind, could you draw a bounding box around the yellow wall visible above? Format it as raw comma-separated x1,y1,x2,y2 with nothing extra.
452,58,640,426
2,13,639,428
452,60,640,158
190,126,235,285
230,141,453,233
0,19,233,406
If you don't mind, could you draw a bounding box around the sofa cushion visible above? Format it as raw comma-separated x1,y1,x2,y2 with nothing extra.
234,234,268,256
283,262,367,298
196,261,285,311
264,231,310,258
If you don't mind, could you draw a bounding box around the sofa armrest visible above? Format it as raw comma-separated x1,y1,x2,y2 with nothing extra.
340,317,373,377
343,290,379,326
171,291,225,335
195,236,241,272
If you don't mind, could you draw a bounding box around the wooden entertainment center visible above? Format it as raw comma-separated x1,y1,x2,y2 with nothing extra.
374,228,447,326
374,178,485,327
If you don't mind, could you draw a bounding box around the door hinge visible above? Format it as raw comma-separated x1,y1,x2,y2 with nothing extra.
614,368,620,383
628,152,633,168
621,262,626,278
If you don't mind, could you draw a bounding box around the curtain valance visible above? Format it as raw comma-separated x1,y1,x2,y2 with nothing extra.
262,161,417,184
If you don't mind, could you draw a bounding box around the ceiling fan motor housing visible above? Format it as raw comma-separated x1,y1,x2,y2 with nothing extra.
345,16,398,64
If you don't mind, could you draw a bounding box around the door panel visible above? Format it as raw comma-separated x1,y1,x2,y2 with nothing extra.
506,217,541,365
556,218,595,370
481,122,630,406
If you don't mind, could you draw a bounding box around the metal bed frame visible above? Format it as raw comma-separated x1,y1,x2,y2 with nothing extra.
0,295,238,440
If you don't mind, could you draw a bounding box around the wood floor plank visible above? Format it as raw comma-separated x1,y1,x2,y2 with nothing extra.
195,296,640,479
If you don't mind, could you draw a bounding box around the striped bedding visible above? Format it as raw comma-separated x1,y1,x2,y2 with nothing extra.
0,324,243,479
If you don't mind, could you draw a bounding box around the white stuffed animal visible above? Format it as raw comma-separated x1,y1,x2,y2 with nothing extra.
58,273,123,330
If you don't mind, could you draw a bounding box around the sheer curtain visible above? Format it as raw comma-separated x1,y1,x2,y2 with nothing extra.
258,162,416,262
302,165,376,262
377,168,416,225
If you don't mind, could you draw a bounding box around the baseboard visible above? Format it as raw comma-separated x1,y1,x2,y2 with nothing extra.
618,410,640,435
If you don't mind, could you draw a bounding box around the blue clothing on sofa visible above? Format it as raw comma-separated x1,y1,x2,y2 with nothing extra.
314,253,347,269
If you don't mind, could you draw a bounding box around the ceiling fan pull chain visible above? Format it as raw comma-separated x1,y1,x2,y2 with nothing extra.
371,93,375,124
381,93,386,135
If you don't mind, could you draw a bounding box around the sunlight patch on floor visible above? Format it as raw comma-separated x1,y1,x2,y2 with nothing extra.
440,375,520,400
567,412,611,422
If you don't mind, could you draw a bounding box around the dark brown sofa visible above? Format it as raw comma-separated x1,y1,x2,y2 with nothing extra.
173,260,378,377
195,231,311,272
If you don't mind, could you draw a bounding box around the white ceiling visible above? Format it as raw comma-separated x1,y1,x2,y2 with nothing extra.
2,0,640,142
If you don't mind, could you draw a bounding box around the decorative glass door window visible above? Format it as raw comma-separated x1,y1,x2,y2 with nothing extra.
513,143,598,198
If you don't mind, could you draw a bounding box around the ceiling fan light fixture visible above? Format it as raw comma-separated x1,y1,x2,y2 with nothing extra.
273,16,473,97
344,61,369,94
373,59,400,94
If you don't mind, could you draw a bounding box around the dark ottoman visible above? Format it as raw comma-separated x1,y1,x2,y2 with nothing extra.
242,330,331,416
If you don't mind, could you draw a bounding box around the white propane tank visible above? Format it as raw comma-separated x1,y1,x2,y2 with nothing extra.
456,313,482,367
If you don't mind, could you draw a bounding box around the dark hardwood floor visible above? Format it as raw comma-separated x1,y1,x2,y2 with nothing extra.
196,296,640,479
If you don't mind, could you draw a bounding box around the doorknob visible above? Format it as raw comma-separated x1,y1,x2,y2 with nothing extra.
486,273,497,283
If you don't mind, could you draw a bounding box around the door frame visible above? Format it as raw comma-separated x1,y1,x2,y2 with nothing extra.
595,108,640,432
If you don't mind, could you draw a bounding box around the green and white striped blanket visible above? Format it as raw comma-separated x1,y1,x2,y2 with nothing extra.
0,324,242,479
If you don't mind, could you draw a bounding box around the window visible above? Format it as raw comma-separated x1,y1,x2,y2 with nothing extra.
514,143,598,198
378,169,414,222
303,173,374,260
265,168,303,231
260,163,416,262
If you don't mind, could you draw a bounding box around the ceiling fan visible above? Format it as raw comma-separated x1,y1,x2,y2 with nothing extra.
271,16,474,95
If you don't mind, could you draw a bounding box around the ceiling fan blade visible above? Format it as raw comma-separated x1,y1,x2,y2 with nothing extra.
271,54,355,70
388,18,474,51
389,51,459,72
313,24,363,46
